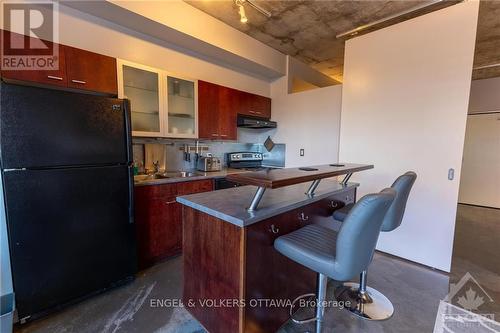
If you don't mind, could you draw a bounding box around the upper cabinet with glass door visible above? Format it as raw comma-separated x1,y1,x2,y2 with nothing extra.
166,75,197,138
117,59,197,138
117,60,164,137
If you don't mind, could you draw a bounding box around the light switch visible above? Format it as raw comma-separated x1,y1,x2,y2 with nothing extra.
300,149,304,156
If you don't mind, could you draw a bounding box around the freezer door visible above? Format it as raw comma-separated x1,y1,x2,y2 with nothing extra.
0,83,132,169
3,165,136,320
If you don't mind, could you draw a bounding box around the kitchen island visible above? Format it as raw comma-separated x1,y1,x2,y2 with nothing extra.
177,164,373,333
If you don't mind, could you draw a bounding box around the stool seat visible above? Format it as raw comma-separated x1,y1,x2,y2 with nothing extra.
333,171,417,321
274,189,396,332
332,203,354,222
275,224,337,278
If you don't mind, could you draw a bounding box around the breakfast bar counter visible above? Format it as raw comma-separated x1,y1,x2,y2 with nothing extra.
176,163,373,333
177,179,358,227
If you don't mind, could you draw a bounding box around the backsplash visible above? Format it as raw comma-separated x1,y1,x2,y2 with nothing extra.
133,128,283,173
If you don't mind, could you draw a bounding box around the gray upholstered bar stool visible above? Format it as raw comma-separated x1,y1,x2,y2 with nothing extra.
274,189,396,332
333,171,417,321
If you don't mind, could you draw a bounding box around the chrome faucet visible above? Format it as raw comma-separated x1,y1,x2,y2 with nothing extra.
152,161,160,174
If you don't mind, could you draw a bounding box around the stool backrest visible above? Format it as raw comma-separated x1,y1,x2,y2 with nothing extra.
381,171,417,232
335,188,396,281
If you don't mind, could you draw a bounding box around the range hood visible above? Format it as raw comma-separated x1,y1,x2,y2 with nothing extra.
237,115,277,129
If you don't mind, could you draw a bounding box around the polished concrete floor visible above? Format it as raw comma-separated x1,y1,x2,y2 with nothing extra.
448,204,500,320
13,204,500,333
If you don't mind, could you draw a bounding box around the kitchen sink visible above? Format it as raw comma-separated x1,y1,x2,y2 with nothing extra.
134,171,200,183
134,174,170,182
164,171,198,178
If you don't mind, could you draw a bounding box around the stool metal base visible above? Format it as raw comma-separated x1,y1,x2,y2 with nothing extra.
289,274,328,332
334,282,394,321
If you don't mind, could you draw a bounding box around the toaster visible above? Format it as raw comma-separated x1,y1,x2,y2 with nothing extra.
196,156,221,172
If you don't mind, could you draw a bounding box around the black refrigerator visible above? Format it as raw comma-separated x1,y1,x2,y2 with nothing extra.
0,82,137,322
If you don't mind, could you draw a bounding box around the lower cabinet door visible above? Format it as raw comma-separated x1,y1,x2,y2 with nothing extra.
134,180,213,269
135,194,182,269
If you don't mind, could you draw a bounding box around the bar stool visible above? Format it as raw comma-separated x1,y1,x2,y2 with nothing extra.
274,189,396,332
333,171,417,320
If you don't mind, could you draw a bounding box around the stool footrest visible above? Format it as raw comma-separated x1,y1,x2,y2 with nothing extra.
289,293,318,324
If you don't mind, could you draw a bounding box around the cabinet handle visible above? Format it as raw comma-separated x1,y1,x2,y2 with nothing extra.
220,134,228,137
71,79,86,84
298,212,309,222
165,200,177,205
330,201,339,208
47,75,63,81
249,111,256,114
256,111,262,115
211,133,219,136
269,224,279,234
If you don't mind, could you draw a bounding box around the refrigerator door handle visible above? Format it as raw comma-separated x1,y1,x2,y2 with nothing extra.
122,99,133,164
128,165,135,224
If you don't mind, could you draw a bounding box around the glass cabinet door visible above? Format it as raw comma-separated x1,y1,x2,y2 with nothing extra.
166,76,197,138
118,61,163,136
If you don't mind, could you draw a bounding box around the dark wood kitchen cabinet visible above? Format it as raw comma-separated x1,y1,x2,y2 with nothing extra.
65,46,117,95
1,30,117,95
239,91,271,119
218,86,238,140
245,207,316,332
0,30,68,88
198,80,271,140
198,80,237,140
177,179,214,195
134,179,213,269
198,80,220,140
183,186,356,333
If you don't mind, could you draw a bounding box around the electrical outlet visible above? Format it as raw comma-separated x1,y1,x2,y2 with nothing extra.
300,149,305,156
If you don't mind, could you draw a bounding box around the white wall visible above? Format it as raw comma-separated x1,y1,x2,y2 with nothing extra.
271,77,342,167
458,114,500,208
57,3,270,97
339,1,479,272
468,77,500,114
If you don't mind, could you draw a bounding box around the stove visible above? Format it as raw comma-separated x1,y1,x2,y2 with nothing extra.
227,152,264,169
215,152,277,190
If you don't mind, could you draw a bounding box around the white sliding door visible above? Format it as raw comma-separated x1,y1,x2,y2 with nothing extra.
339,1,479,272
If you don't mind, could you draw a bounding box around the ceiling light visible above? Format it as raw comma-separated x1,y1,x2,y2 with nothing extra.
238,4,248,23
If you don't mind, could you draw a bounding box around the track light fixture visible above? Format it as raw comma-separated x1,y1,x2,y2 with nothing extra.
236,0,248,23
235,0,271,24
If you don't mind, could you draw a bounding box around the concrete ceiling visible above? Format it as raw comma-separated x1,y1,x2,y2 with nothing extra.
473,0,500,80
186,0,500,82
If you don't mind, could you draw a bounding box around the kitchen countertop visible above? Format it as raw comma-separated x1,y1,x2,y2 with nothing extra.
133,168,249,186
177,179,358,227
226,163,373,188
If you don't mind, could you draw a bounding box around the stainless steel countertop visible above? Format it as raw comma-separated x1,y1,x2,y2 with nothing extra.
133,168,250,186
177,179,358,227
